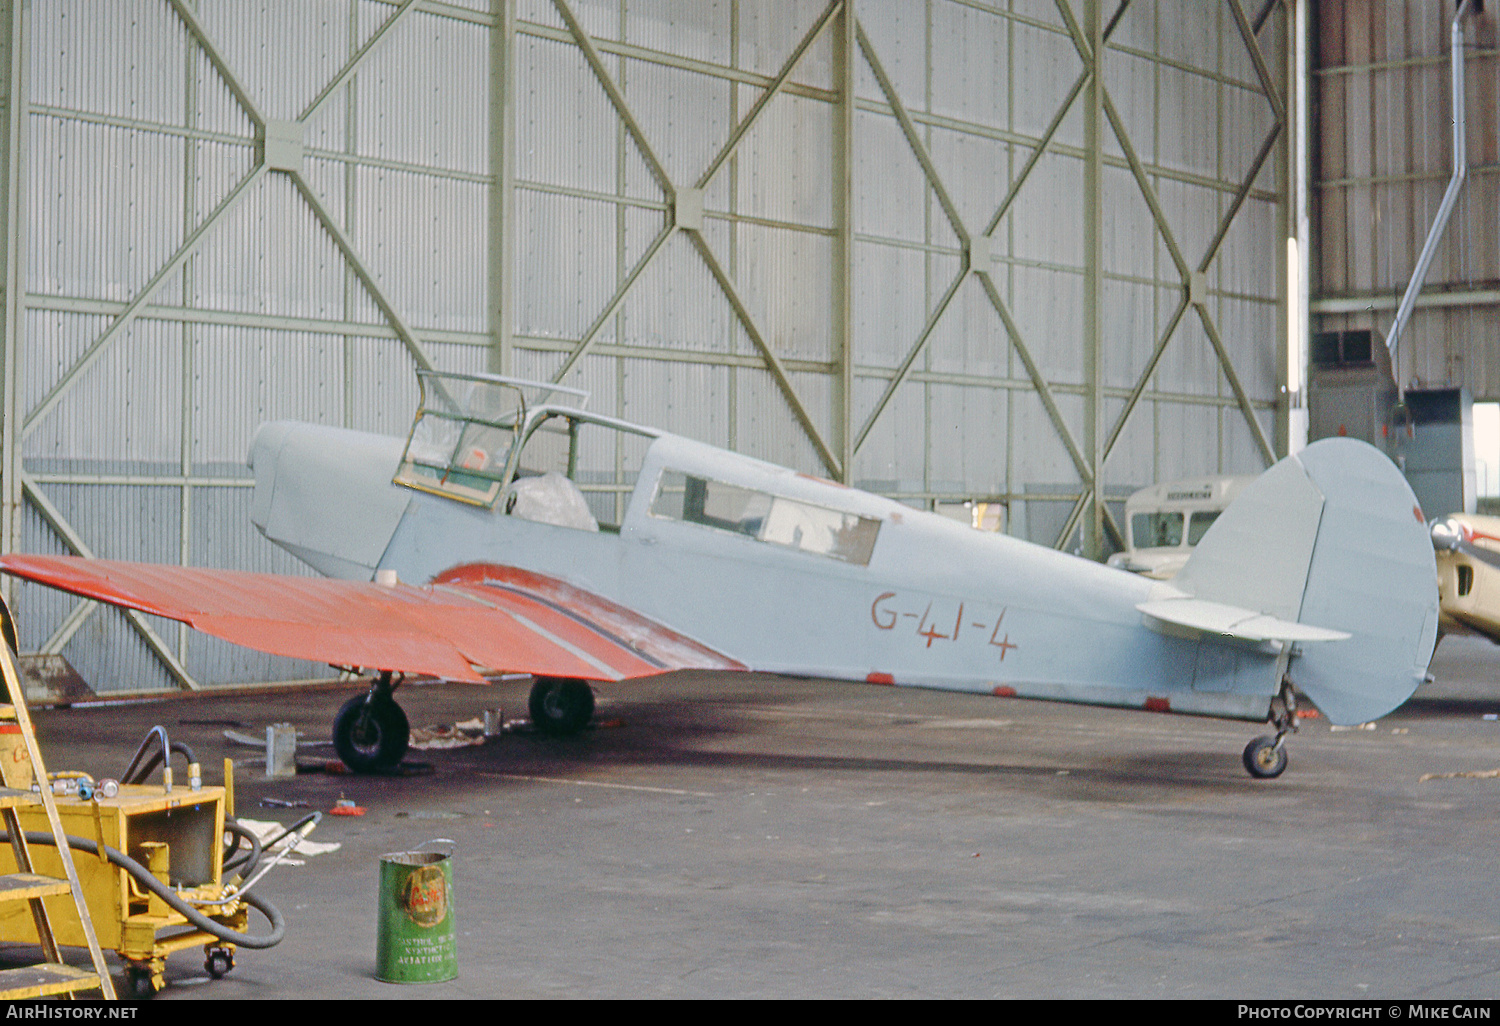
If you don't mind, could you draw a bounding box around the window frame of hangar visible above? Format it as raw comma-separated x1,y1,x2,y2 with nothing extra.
649,469,881,566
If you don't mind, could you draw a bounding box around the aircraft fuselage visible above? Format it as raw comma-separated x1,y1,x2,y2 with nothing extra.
251,417,1281,722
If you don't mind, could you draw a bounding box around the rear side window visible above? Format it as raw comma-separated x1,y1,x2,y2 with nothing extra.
651,470,880,565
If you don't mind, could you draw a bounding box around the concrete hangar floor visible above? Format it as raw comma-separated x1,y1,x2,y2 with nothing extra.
10,634,1500,1000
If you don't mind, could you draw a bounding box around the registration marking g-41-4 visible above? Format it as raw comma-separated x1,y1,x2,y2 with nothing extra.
869,591,1018,659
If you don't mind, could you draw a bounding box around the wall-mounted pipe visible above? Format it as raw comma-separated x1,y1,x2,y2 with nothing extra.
1386,0,1475,387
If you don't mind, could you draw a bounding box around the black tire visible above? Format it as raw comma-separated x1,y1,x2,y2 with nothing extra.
205,948,234,979
333,694,410,773
124,966,156,999
528,677,595,736
1242,735,1288,779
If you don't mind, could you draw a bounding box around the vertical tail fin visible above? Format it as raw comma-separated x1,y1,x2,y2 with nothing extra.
1176,438,1438,725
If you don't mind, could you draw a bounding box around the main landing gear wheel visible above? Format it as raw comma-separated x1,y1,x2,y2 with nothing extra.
333,673,410,773
1242,735,1288,779
528,677,595,736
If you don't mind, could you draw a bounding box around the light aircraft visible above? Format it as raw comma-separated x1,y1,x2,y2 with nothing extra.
0,371,1440,779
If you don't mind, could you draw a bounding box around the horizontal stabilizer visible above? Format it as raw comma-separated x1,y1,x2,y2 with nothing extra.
1137,597,1351,644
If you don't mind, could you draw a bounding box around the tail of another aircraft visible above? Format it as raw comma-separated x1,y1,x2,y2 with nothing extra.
1173,437,1439,725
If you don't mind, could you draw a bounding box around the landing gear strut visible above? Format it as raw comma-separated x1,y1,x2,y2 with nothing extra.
1243,678,1297,779
333,671,410,773
527,677,595,736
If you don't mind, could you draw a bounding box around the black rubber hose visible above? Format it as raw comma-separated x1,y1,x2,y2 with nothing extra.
260,812,320,853
122,740,199,787
119,727,170,786
221,814,317,883
221,819,263,878
22,831,284,949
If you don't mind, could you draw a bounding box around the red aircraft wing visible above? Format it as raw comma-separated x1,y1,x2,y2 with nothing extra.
0,555,743,684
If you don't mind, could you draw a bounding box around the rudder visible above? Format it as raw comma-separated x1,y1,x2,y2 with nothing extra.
1288,439,1438,724
1175,438,1437,725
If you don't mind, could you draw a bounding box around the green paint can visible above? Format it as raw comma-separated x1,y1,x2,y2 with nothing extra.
375,843,457,983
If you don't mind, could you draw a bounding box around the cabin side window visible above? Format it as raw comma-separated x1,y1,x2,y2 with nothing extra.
507,414,655,532
651,470,880,566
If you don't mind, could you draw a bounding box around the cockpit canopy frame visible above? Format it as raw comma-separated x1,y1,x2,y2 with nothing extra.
392,371,590,507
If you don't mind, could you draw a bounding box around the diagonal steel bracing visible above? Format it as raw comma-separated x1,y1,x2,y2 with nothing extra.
693,0,843,192
290,174,438,375
1101,86,1276,466
1055,0,1281,473
19,164,269,440
168,0,268,131
854,22,969,247
978,0,1284,546
15,0,433,686
548,0,845,477
976,271,1126,550
849,2,1133,548
547,222,675,384
551,0,675,199
21,474,199,689
689,234,842,476
1229,0,1286,126
852,267,968,457
298,0,421,125
847,21,970,460
29,0,430,438
1098,122,1283,472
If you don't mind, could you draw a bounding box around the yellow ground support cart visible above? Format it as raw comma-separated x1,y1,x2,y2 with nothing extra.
0,598,294,998
0,778,252,997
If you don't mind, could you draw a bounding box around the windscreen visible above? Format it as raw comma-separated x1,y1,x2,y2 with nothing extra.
1132,510,1184,549
393,372,526,506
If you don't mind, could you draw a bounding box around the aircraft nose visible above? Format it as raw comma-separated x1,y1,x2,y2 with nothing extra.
1430,518,1465,552
249,421,296,473
249,421,300,532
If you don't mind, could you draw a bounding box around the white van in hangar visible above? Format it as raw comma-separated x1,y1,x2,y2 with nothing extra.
1106,474,1256,579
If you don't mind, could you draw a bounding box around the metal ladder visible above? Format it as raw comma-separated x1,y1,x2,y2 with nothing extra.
0,634,114,999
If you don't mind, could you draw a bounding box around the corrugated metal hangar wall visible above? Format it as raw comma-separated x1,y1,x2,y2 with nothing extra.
0,0,1292,694
1312,0,1499,395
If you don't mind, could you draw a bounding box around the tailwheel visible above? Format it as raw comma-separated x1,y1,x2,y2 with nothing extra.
333,672,410,773
1242,676,1297,779
528,677,595,736
1242,735,1288,779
